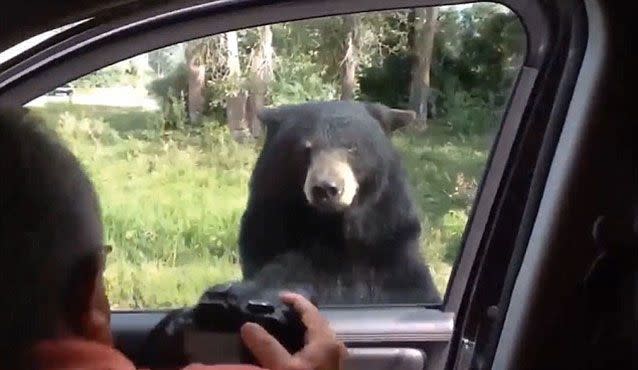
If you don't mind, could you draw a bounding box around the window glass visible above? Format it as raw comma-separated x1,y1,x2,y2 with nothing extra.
26,3,526,309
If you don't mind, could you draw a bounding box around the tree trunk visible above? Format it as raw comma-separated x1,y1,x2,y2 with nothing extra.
340,14,361,101
225,30,250,141
185,41,206,125
409,7,439,128
227,92,248,142
246,25,274,138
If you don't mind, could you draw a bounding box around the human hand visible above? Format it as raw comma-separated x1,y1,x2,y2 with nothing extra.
240,292,347,370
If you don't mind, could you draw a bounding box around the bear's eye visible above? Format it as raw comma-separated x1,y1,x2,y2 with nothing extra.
304,140,313,150
301,140,313,158
347,144,358,154
302,140,313,152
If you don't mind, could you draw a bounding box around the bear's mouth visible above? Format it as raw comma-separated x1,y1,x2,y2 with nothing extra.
310,197,349,213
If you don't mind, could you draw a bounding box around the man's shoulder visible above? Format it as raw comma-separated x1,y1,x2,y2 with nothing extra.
182,364,266,370
29,338,266,370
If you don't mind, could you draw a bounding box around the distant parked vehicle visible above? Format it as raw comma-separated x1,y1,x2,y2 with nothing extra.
48,83,74,97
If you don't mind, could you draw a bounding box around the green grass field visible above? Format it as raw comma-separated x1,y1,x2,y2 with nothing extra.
30,103,491,309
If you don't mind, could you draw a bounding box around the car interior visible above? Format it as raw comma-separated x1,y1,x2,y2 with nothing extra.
0,0,635,369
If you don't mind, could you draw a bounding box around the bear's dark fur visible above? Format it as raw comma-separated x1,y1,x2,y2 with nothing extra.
238,101,441,304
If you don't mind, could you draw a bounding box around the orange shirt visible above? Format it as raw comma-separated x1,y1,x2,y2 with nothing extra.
28,339,266,370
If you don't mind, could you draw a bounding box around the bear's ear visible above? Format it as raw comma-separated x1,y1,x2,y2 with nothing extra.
257,107,283,141
365,103,416,135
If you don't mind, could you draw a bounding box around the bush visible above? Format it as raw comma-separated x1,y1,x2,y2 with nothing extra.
160,88,189,130
440,90,501,136
148,64,189,130
55,112,121,145
74,68,125,88
74,62,147,89
148,63,189,102
270,55,337,105
359,54,412,109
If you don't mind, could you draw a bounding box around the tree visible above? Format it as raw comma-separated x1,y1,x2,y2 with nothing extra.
430,5,525,101
148,50,171,77
225,31,250,141
408,7,439,127
246,26,274,138
148,45,183,78
185,40,206,124
340,15,361,100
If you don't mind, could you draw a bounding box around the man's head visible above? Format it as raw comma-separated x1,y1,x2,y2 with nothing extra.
0,109,110,364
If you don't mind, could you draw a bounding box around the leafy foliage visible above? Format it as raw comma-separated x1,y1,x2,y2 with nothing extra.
74,60,148,88
147,63,189,130
141,3,525,137
269,54,337,105
441,89,502,136
359,54,412,109
148,44,184,77
359,4,524,133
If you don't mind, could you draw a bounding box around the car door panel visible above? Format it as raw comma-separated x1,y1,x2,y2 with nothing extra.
111,308,452,369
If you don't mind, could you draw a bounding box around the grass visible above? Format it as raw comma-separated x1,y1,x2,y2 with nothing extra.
30,102,492,309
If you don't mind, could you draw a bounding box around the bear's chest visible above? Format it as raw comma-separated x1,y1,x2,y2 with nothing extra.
290,218,377,264
289,210,365,253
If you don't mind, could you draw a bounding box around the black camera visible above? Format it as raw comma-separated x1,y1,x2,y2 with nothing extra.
140,282,315,367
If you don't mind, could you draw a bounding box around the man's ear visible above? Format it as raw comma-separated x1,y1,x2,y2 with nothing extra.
257,107,282,143
365,102,416,135
65,252,112,345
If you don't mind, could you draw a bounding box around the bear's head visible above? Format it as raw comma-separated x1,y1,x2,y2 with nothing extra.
255,101,415,213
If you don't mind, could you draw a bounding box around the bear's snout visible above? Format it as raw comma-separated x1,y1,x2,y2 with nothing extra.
311,179,343,203
304,149,358,212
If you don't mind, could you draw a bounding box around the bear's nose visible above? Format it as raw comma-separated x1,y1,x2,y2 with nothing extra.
311,181,342,202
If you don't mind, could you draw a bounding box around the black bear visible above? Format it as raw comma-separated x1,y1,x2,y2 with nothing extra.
238,100,440,304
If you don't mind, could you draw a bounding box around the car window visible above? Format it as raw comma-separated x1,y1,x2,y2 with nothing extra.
25,3,526,309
